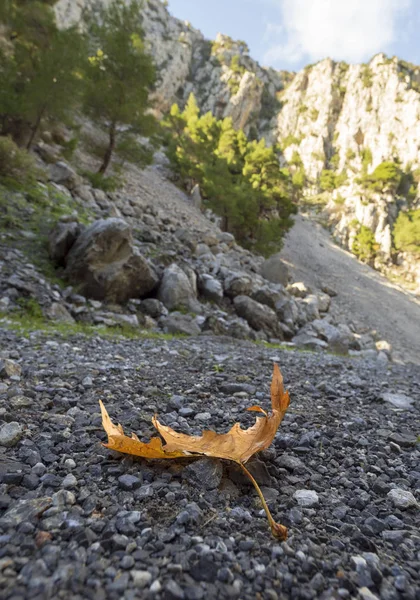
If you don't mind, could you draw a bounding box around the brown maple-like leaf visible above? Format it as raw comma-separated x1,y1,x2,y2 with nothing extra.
153,363,290,464
99,400,186,460
99,364,290,539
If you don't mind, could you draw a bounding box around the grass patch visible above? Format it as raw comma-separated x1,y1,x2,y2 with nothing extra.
0,310,185,342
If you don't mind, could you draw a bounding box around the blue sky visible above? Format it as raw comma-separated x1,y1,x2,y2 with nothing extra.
167,0,420,71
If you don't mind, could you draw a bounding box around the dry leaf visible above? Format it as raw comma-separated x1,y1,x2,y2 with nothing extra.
153,363,290,464
99,400,186,460
99,364,290,539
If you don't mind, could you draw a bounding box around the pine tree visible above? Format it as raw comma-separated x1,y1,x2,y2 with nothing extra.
0,1,86,147
83,0,156,174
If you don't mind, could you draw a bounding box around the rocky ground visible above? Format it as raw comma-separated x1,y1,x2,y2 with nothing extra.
0,328,419,600
280,215,420,365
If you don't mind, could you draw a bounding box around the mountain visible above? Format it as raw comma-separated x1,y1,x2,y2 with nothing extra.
54,0,420,292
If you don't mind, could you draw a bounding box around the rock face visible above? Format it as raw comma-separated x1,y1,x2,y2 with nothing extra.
64,219,158,303
54,0,419,288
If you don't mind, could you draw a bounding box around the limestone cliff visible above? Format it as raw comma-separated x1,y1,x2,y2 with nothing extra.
55,0,420,290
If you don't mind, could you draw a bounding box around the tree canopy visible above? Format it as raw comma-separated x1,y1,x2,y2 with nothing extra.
164,94,297,255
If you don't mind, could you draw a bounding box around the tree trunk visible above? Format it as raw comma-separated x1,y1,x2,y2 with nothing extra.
98,121,116,175
26,106,46,150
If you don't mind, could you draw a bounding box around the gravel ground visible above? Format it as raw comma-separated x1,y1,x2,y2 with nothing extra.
0,329,419,600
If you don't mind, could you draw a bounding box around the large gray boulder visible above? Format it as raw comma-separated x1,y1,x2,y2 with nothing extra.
233,295,283,339
223,271,253,298
158,264,201,312
260,253,290,286
64,218,158,303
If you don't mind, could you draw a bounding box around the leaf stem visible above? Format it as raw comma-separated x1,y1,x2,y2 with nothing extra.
238,462,288,540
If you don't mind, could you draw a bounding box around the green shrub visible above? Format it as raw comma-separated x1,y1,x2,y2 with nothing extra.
361,66,373,88
83,170,122,192
358,161,402,193
393,209,420,254
310,108,319,121
352,225,378,262
0,136,41,188
346,148,356,161
334,194,345,205
281,134,302,149
297,104,308,115
320,169,347,191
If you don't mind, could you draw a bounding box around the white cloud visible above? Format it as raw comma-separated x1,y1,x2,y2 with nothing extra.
263,0,411,67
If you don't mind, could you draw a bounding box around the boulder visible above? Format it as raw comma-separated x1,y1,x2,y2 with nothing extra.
223,271,253,298
275,296,298,326
158,264,200,312
251,286,286,310
260,253,290,285
190,184,202,209
48,161,80,190
49,220,81,265
301,294,320,321
45,303,75,324
311,319,349,354
233,295,283,339
198,274,223,302
139,299,168,319
64,218,158,303
161,313,201,336
292,333,328,351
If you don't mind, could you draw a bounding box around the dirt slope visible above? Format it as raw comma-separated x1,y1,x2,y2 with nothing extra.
280,214,420,364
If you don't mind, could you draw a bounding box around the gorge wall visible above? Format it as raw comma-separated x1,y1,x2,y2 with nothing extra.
55,0,420,291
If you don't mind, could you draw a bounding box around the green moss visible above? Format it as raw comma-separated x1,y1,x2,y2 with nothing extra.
297,104,308,115
309,108,319,121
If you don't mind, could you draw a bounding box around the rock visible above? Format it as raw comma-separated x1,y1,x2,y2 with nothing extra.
158,263,200,312
276,455,305,472
45,303,75,324
321,284,337,297
62,474,77,489
48,161,80,190
291,333,328,351
311,319,349,353
387,489,419,509
183,458,223,490
293,490,319,507
0,422,23,447
198,274,223,302
65,218,158,303
381,393,414,409
287,282,310,298
301,294,320,321
251,286,286,310
0,497,52,527
217,231,235,246
131,571,152,589
139,298,168,319
0,359,22,378
190,183,202,209
223,271,253,298
233,295,283,338
49,220,81,264
317,292,331,313
260,253,289,285
161,313,201,336
118,475,142,491
388,432,417,447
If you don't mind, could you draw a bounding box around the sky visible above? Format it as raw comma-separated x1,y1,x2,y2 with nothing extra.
166,0,420,71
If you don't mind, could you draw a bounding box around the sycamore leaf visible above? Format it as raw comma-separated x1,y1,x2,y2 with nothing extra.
152,363,290,464
99,364,290,540
99,400,186,460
